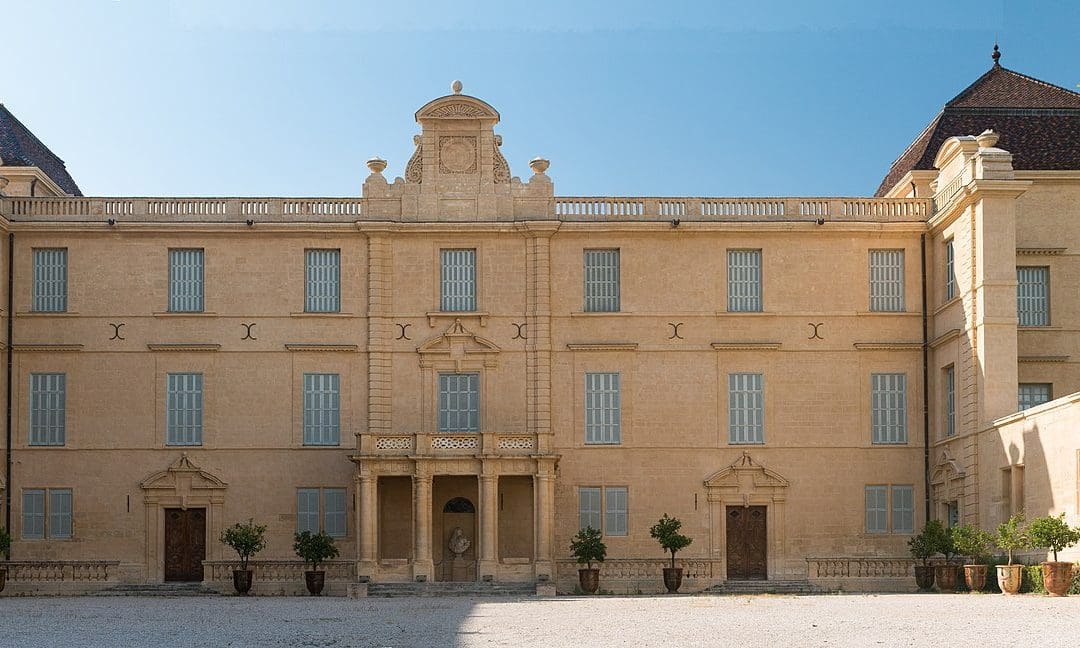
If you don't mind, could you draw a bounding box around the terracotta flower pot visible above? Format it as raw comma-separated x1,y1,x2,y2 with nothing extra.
578,568,599,594
963,564,987,592
232,569,253,595
934,564,959,592
996,564,1022,595
1041,561,1074,597
663,567,683,593
914,565,935,591
304,570,326,596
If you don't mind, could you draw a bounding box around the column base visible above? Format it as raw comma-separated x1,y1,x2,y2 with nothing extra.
356,560,377,582
534,560,554,582
411,560,434,582
478,559,498,581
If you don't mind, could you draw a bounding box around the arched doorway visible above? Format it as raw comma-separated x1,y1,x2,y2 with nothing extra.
438,497,476,581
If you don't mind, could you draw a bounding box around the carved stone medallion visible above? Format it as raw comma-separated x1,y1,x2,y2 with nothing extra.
439,136,477,174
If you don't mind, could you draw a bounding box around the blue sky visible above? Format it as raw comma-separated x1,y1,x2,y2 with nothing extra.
3,1,1077,197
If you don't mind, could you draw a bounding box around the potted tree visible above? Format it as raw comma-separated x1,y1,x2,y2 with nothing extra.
995,513,1029,595
1027,513,1080,597
219,519,267,595
650,513,693,593
925,520,959,592
0,527,10,593
293,530,340,596
952,524,992,592
570,526,606,594
907,523,936,591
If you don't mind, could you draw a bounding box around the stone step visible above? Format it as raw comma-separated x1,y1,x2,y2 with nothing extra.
704,580,816,595
367,581,537,597
96,583,220,597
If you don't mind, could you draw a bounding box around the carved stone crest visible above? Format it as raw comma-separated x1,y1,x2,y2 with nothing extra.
439,136,477,174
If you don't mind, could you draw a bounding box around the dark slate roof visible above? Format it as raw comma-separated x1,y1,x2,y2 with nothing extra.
875,64,1080,196
0,103,82,196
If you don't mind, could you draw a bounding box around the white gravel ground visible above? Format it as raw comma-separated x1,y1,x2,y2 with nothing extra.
2,593,1079,648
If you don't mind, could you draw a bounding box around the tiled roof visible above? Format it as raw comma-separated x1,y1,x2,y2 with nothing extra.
876,64,1080,196
0,103,82,196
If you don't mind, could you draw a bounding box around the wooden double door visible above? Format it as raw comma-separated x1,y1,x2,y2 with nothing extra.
726,506,767,580
164,508,206,582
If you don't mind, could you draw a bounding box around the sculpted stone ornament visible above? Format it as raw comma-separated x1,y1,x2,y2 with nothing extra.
366,157,387,174
405,135,423,183
529,157,550,174
439,136,477,174
448,527,471,557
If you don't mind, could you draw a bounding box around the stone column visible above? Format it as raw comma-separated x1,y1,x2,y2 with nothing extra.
534,473,555,579
358,474,377,577
412,470,433,581
479,473,498,580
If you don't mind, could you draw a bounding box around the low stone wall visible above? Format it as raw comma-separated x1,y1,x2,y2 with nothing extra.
202,559,357,596
806,557,918,593
555,558,720,595
0,561,121,596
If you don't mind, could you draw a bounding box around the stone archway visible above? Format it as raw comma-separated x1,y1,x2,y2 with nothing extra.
704,452,790,580
140,454,227,582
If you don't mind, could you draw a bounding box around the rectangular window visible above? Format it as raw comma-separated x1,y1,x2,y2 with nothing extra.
440,249,477,312
583,249,621,312
22,488,71,539
29,373,66,446
944,239,956,301
323,488,347,538
865,485,888,534
438,373,480,432
946,500,959,528
944,366,955,438
869,249,905,312
303,373,340,445
891,485,914,534
32,248,68,312
166,373,203,446
305,249,341,313
604,486,628,536
1016,266,1049,326
168,248,205,312
871,373,907,444
728,373,765,444
578,487,602,531
727,249,763,312
1018,383,1052,411
584,372,621,444
296,488,320,534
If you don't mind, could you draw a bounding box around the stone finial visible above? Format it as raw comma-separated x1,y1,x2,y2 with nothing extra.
529,157,550,174
992,43,1001,66
451,80,463,95
366,157,388,174
976,129,1000,149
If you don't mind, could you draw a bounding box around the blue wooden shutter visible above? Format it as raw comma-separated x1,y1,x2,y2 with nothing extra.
583,249,620,312
23,489,45,539
869,250,905,312
32,248,68,312
169,249,205,312
1016,267,1049,326
323,488,347,538
727,250,762,312
604,487,628,536
440,249,477,312
865,485,888,533
871,373,907,444
49,489,73,539
29,373,66,446
303,373,340,445
584,372,621,444
891,485,914,533
578,487,601,531
728,373,764,444
438,373,480,432
167,373,204,445
305,249,341,313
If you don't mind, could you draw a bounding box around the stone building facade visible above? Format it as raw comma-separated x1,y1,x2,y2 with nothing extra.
1,53,1079,594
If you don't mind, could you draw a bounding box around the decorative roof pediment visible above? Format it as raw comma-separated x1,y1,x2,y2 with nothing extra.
140,453,228,492
415,95,500,122
929,449,965,485
417,318,501,368
704,451,790,496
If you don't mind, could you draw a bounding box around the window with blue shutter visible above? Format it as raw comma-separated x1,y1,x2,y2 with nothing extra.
727,249,762,312
30,373,66,446
944,239,956,301
944,366,955,438
305,249,341,313
438,373,480,432
891,485,914,534
583,249,620,312
578,487,601,531
32,248,68,312
169,249,205,312
865,485,888,534
323,488,347,538
1016,267,1049,326
584,372,621,444
49,489,73,539
296,489,320,534
869,250,905,312
440,249,477,312
1018,383,1052,411
729,373,765,444
303,373,340,445
871,373,907,444
167,373,203,446
604,487,628,536
22,489,45,539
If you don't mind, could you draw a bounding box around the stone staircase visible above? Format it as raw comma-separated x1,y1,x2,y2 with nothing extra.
704,580,817,595
367,581,537,597
96,582,221,597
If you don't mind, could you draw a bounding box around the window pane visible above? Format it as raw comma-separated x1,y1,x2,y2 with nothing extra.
167,373,204,446
728,373,764,444
584,372,621,444
438,373,480,432
871,373,907,444
22,489,45,539
296,489,321,534
944,240,955,301
29,373,66,446
583,249,620,312
440,249,477,312
323,488,347,538
604,487,628,536
892,485,914,534
32,248,68,312
944,366,955,438
727,250,762,312
305,249,341,313
1016,267,1049,326
303,373,340,445
869,250,905,312
1018,383,1052,411
49,489,73,539
864,485,887,534
578,487,601,531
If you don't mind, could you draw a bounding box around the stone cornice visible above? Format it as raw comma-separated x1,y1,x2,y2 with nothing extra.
929,329,962,349
1016,247,1066,256
853,342,923,351
147,343,221,352
12,343,83,352
1017,355,1069,363
565,343,639,351
710,342,782,351
284,343,359,352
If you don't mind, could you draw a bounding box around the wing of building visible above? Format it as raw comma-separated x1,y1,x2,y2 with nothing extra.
1,51,1079,596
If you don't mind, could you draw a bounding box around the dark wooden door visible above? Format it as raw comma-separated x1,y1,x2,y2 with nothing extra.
726,506,767,580
164,508,206,582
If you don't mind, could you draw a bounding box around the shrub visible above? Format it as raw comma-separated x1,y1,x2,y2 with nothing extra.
570,526,607,570
995,513,1030,565
907,525,936,567
293,531,339,571
219,519,268,571
649,514,693,570
923,520,956,563
1027,513,1080,562
0,527,11,556
1021,564,1046,594
952,524,993,564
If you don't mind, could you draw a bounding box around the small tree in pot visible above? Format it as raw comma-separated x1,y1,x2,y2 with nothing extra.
570,526,606,594
994,513,1030,595
907,524,936,591
0,527,11,593
220,519,267,595
650,514,693,593
952,524,992,592
924,520,960,592
293,531,340,596
1027,513,1080,597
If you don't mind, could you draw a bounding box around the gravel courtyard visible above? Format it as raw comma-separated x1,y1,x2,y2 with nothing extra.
2,594,1079,647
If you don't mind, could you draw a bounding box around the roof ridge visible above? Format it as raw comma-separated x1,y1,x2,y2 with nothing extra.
945,64,1080,109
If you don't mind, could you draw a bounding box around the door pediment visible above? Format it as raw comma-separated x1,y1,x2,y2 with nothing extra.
141,453,228,496
704,451,789,503
417,318,500,369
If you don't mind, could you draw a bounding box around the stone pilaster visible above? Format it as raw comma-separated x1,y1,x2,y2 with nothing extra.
533,469,556,579
523,223,558,450
358,474,377,576
412,469,433,581
478,473,498,579
367,233,393,434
